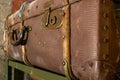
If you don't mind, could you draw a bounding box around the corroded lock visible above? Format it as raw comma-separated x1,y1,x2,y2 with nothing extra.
41,8,62,29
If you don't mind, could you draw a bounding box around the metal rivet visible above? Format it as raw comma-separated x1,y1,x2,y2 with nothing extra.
103,0,106,4
61,12,65,16
103,38,109,43
103,13,108,18
36,5,38,9
62,61,66,65
62,61,65,65
82,67,86,71
103,53,109,60
104,25,109,31
62,35,65,39
43,42,46,46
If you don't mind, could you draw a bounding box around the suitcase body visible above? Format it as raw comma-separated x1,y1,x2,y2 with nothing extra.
4,0,119,79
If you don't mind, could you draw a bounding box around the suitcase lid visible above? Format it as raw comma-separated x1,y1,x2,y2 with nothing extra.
6,0,80,29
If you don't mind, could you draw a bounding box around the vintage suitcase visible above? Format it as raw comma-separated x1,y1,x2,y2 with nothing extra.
4,0,120,80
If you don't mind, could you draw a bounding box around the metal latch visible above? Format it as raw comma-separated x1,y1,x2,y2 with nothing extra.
41,2,62,29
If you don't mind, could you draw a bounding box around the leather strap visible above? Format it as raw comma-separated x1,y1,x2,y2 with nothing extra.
62,0,77,80
19,2,31,65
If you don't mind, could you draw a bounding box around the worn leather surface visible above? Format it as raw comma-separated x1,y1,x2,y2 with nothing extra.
5,0,119,79
71,0,119,79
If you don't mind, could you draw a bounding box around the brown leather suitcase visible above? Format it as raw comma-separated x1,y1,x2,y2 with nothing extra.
4,0,120,80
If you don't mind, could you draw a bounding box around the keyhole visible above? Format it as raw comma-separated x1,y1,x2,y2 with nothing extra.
50,16,57,25
51,18,53,23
